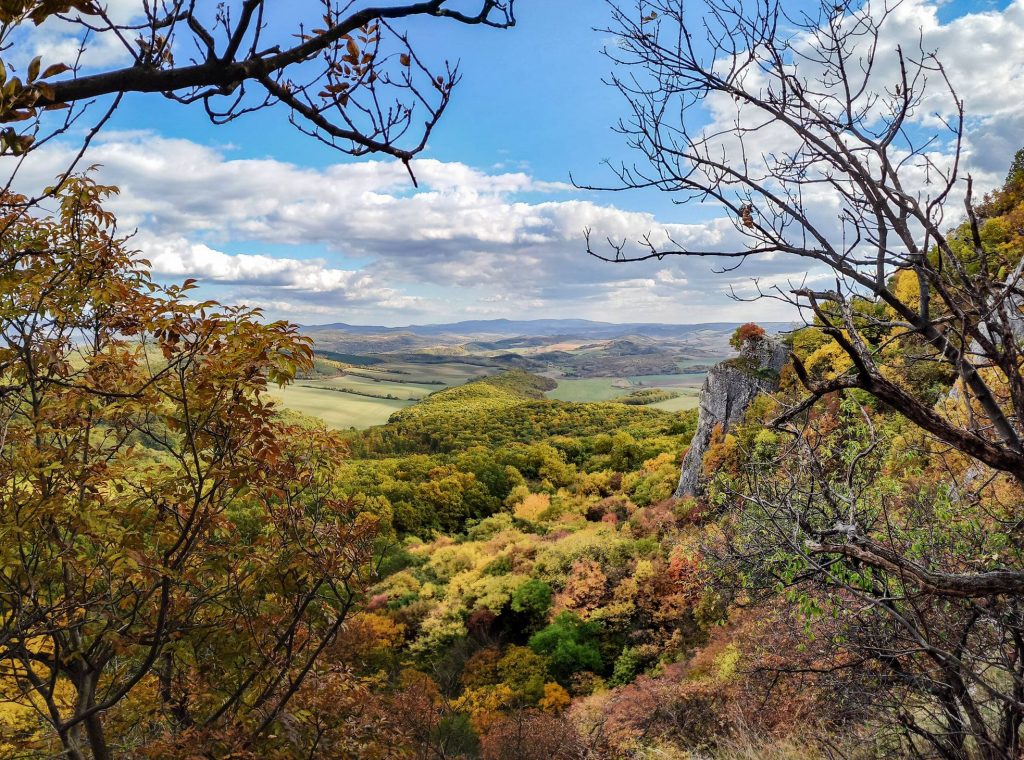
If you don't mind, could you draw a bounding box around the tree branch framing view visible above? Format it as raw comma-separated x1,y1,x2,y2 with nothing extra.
2,0,1024,758
0,1,514,178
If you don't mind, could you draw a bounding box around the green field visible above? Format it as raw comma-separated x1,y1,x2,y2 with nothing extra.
312,375,434,400
268,384,414,429
546,378,634,402
649,391,701,411
270,359,501,430
547,377,702,410
627,372,707,388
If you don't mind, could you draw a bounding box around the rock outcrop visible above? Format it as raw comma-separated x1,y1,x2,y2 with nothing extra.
675,338,789,498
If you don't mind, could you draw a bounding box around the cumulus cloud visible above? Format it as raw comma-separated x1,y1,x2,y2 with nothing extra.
8,0,1022,325
595,0,1024,319
136,235,425,319
810,0,1024,179
686,0,1024,202
17,130,772,322
9,0,143,71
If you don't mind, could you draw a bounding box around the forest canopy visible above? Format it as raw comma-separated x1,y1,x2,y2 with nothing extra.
1,0,1024,757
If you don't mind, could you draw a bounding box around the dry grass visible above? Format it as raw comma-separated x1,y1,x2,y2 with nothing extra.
702,730,875,760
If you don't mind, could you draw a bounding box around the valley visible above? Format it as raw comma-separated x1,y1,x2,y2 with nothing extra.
271,319,783,428
2,1,1018,756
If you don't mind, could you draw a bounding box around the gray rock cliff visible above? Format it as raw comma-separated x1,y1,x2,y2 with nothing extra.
675,338,789,498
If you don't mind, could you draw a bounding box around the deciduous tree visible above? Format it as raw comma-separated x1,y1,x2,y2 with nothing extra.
0,176,379,758
0,1,515,184
597,0,1024,754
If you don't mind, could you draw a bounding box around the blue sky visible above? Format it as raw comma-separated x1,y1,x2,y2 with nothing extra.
12,0,1024,326
100,1,662,210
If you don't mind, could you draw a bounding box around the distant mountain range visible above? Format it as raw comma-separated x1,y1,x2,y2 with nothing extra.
301,318,797,340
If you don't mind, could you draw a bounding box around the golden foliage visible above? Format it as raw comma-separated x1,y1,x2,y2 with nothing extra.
514,492,551,521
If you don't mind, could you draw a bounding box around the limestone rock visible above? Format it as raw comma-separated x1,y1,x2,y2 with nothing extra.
675,338,789,498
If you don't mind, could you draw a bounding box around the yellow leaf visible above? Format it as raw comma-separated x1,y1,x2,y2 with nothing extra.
41,62,71,79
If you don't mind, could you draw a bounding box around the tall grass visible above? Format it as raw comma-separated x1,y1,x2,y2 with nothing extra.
695,727,877,760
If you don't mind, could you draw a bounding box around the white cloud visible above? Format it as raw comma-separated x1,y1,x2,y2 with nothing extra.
602,0,1024,306
13,0,144,71
16,130,764,323
7,0,1022,326
137,235,425,318
690,0,1024,194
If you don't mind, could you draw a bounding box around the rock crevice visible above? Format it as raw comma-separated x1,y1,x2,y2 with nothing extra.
675,339,788,498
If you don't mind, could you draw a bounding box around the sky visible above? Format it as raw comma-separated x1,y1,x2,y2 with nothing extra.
8,0,1024,326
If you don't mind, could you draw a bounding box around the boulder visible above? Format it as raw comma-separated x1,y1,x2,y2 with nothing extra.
675,338,788,497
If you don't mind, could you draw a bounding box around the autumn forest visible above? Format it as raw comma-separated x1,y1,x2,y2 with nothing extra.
2,1,1024,759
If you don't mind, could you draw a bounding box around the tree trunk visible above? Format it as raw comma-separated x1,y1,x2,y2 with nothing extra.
56,726,87,760
75,669,111,760
84,711,110,760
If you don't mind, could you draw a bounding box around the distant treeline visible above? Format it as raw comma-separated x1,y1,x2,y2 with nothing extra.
316,350,384,366
300,384,417,401
613,388,681,405
349,367,412,376
342,370,444,386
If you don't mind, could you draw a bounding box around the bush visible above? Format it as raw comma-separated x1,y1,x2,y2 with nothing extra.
610,646,643,686
730,322,767,351
528,612,603,681
435,713,479,756
511,579,553,620
479,710,582,760
613,388,681,405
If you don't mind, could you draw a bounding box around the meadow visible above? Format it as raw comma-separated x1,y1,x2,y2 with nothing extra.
270,358,504,428
546,375,703,410
266,385,414,429
271,352,707,429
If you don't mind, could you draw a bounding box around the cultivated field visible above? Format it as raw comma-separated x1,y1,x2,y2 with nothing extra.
267,384,414,429
270,358,502,429
546,376,702,410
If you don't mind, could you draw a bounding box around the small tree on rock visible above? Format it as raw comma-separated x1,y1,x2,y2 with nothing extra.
729,323,767,352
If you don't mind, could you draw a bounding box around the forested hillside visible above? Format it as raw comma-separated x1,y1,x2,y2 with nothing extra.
6,0,1024,756
5,158,1024,758
259,368,728,757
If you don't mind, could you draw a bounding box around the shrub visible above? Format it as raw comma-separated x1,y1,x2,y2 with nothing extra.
479,710,582,760
497,646,549,704
538,682,571,713
610,646,643,686
528,612,604,681
511,579,553,620
730,322,767,351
